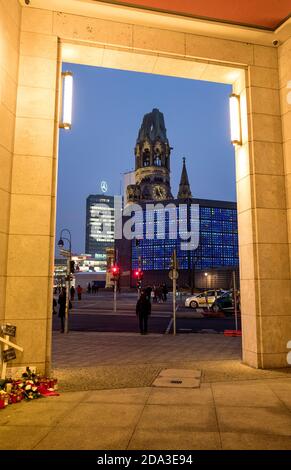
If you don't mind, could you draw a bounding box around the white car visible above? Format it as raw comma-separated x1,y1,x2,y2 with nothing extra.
185,290,226,309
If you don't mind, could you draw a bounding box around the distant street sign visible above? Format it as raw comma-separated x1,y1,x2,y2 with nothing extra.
59,249,70,258
169,270,179,280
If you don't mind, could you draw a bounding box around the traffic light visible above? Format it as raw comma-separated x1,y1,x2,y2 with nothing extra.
134,268,143,281
111,265,120,278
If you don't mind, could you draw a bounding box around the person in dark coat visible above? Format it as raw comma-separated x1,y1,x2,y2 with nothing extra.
157,285,163,303
70,285,75,301
77,284,83,300
136,289,151,335
162,284,168,302
52,297,57,315
58,287,66,333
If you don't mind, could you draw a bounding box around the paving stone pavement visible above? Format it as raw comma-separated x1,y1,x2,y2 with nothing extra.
52,331,242,390
52,331,242,367
2,379,291,450
52,332,291,391
1,332,291,450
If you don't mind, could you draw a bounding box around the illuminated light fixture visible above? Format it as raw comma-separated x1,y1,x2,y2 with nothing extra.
59,71,73,130
229,93,242,146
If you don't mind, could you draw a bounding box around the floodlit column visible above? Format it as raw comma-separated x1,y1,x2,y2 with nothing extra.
0,1,21,323
4,7,59,376
235,46,291,368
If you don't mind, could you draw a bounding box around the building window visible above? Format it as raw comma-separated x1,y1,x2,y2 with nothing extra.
143,149,150,167
154,155,161,166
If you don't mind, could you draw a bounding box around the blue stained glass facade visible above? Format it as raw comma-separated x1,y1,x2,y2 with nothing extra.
132,203,239,270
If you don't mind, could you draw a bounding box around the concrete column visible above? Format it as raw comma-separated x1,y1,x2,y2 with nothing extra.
235,46,291,368
279,38,291,285
5,7,59,375
0,0,21,322
279,37,291,364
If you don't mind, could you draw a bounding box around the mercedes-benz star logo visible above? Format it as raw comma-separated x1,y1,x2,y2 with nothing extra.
101,181,108,193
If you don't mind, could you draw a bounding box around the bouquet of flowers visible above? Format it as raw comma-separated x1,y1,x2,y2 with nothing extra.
0,367,59,409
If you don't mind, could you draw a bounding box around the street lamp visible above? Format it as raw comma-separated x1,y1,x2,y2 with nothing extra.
57,229,72,334
204,272,209,310
57,238,64,248
204,272,209,290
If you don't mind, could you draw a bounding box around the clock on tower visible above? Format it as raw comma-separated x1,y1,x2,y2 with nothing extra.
126,108,173,203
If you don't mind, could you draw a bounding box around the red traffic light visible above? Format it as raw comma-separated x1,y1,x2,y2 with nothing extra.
111,265,120,276
134,269,143,279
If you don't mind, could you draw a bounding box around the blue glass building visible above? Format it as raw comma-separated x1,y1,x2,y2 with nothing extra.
131,200,238,272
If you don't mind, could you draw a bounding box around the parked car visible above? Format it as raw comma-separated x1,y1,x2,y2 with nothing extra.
211,291,240,315
185,290,226,309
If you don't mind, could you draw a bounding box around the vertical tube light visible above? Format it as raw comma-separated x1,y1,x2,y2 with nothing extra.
60,71,73,130
229,93,242,146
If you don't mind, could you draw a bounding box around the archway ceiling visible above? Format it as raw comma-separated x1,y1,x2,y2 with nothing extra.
98,0,291,30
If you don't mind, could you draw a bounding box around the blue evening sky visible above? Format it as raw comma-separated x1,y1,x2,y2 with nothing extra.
56,63,235,254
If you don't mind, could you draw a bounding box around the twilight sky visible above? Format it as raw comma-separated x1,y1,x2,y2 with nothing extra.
56,63,235,254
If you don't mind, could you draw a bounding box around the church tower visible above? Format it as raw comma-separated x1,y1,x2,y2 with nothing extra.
127,108,173,202
177,157,192,201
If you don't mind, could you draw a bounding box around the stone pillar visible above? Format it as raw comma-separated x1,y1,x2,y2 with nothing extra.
279,37,291,361
279,39,291,271
236,46,291,368
0,0,21,322
5,8,59,375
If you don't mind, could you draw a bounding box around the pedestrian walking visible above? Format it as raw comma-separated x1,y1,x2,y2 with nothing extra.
136,289,151,335
58,288,66,333
162,284,168,302
152,285,158,303
70,285,75,301
157,285,163,303
58,287,72,333
77,284,83,300
87,282,91,294
52,297,57,315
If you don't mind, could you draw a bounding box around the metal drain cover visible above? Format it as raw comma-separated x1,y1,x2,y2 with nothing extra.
160,369,201,379
152,369,201,388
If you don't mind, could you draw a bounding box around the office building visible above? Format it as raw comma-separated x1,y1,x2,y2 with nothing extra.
85,194,115,271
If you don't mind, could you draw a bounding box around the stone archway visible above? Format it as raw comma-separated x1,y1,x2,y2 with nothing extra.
1,1,291,374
